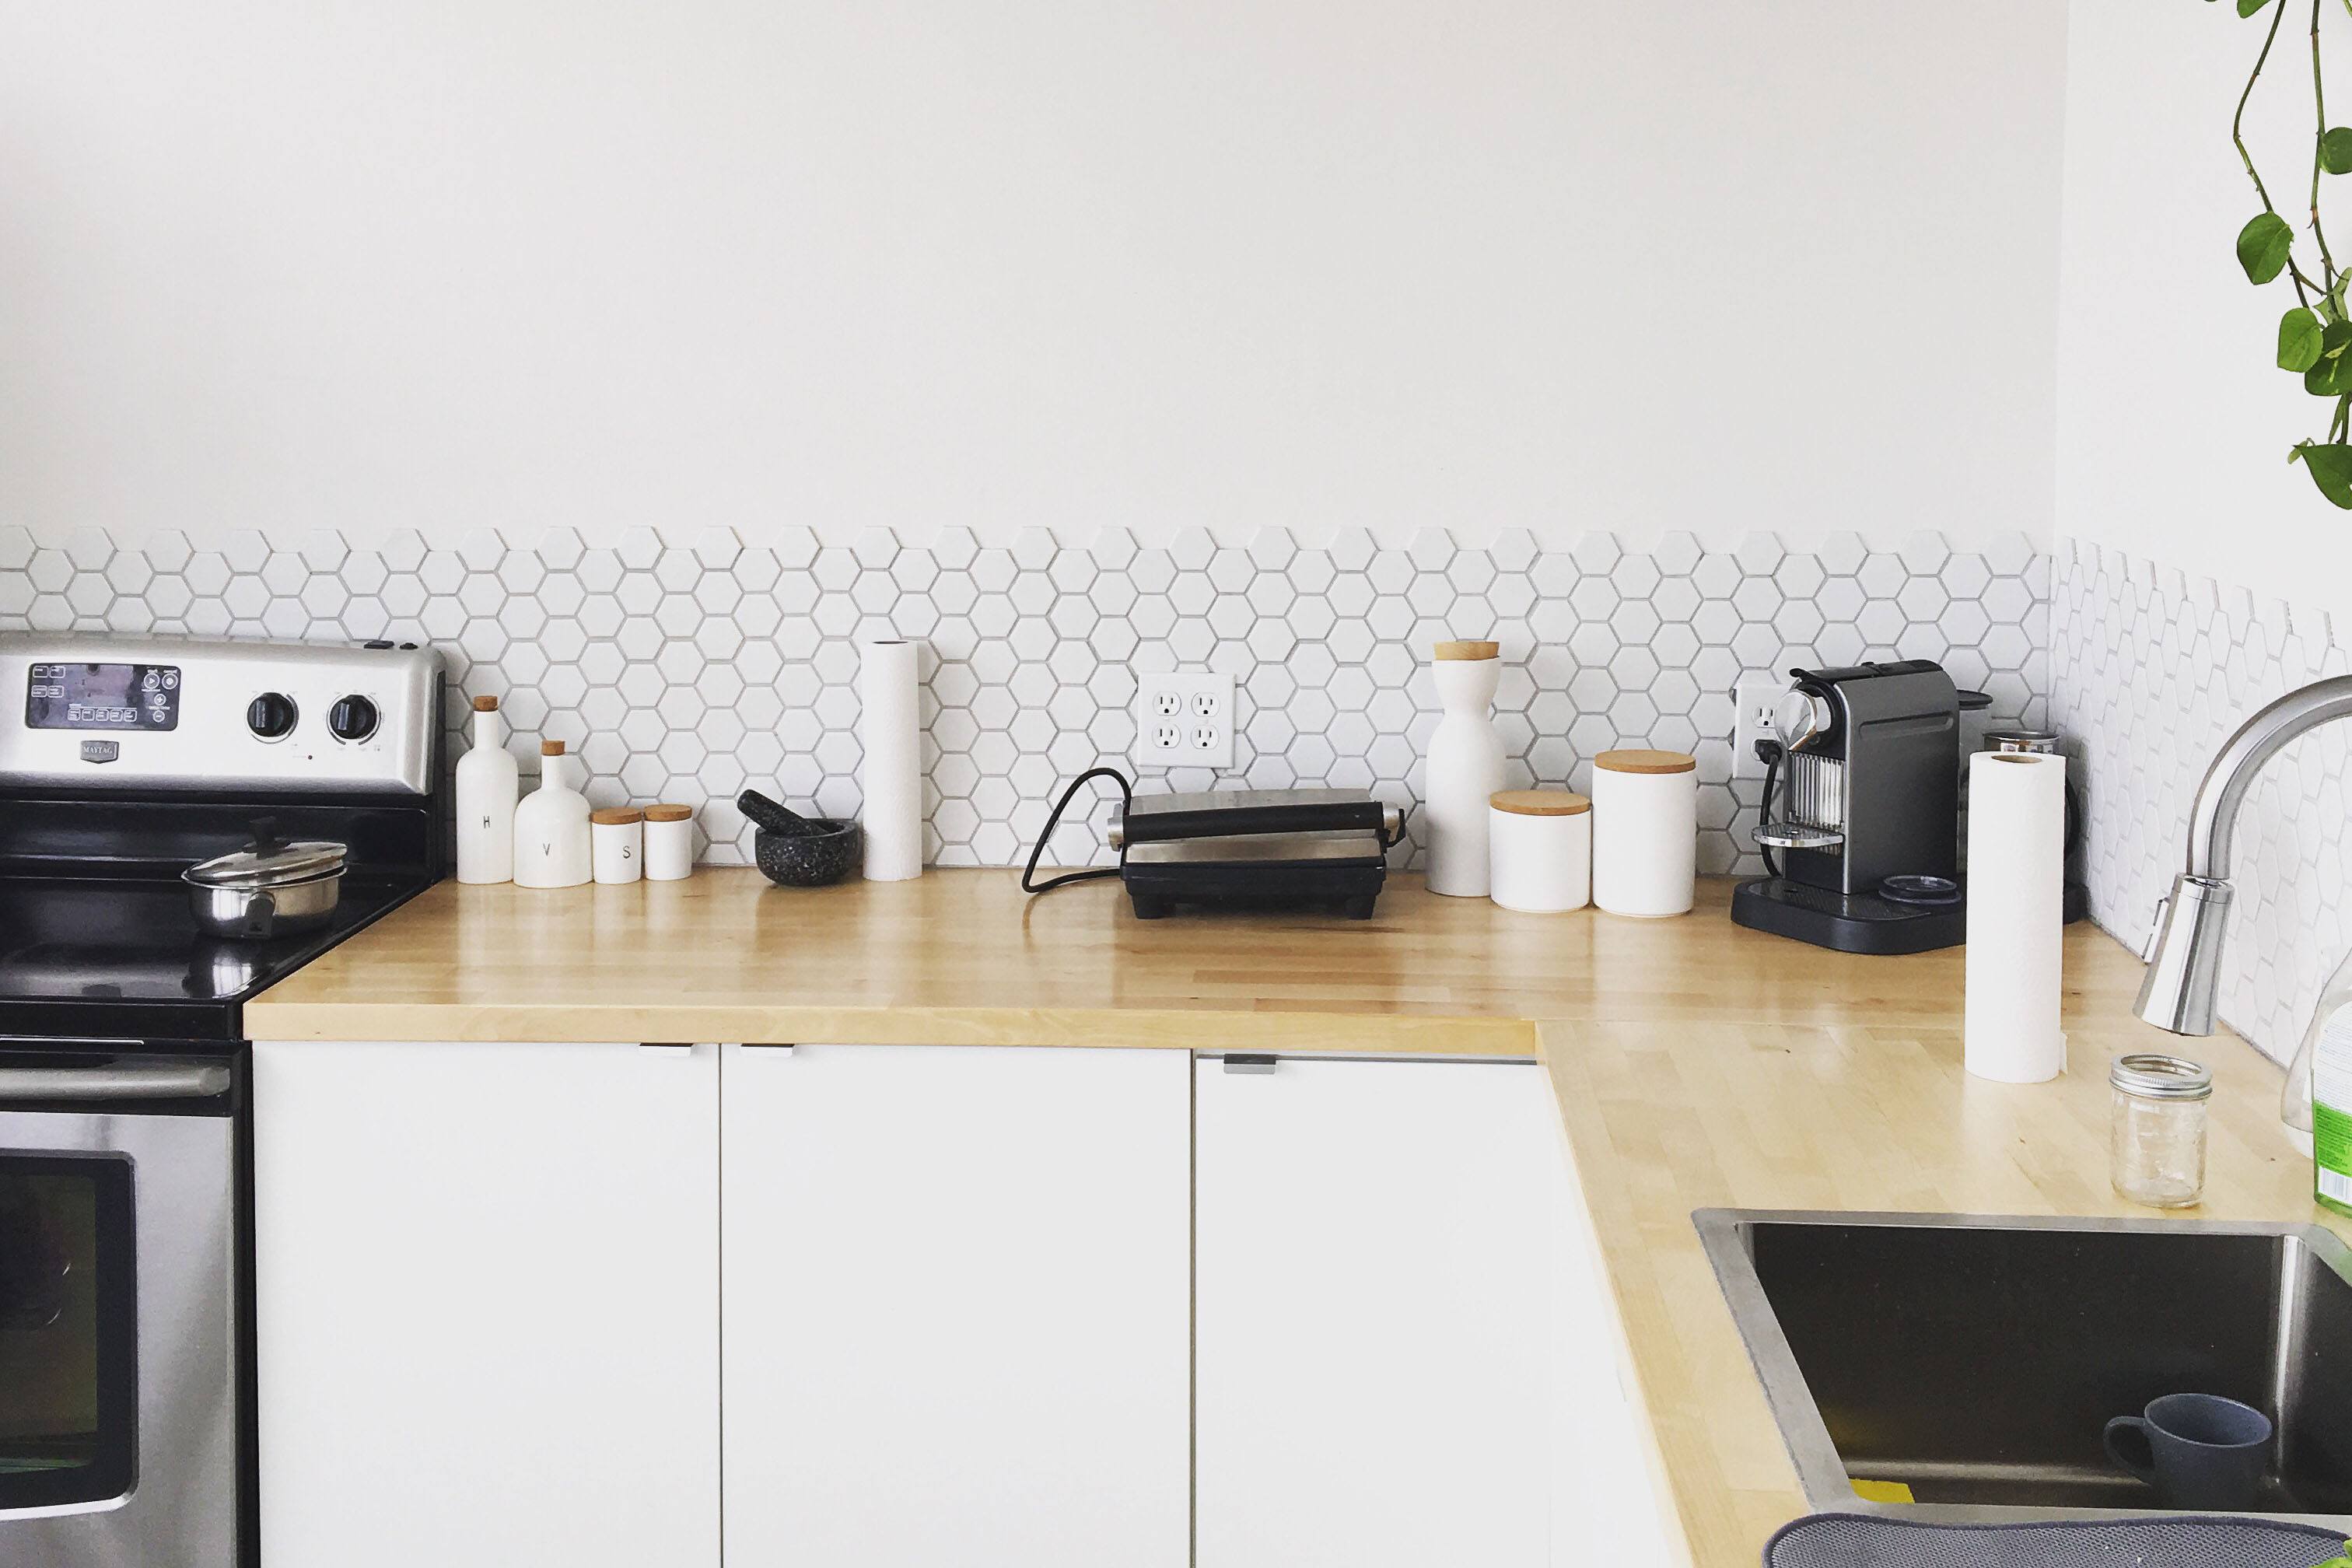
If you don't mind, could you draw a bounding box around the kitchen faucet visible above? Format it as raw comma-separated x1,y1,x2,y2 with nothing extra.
2136,674,2352,1034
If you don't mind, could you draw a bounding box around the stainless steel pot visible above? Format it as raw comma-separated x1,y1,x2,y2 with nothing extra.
182,835,347,941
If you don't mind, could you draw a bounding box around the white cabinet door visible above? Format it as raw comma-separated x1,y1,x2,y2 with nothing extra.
254,1039,720,1568
721,1042,1190,1568
1195,1055,1560,1568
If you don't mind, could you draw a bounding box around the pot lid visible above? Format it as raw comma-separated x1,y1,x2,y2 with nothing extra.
184,838,348,889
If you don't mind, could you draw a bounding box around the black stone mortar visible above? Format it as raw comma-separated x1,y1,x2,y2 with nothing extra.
752,819,861,887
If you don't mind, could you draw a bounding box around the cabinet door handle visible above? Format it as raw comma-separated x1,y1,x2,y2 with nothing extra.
639,1042,698,1055
1223,1053,1277,1075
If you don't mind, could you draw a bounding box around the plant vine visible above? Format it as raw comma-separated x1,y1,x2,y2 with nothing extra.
2221,0,2352,503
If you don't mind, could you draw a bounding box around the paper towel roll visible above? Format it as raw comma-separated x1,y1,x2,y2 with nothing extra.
1964,750,2067,1083
859,638,924,881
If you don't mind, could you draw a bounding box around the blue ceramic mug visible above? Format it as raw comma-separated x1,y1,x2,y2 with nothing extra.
2103,1393,2274,1511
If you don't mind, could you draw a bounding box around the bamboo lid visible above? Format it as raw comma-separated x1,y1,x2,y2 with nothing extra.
541,740,566,757
643,803,693,823
590,807,643,826
1594,748,1696,775
1433,639,1500,661
471,694,499,712
1491,789,1590,817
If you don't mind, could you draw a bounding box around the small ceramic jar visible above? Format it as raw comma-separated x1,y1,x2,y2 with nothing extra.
643,803,695,881
590,807,644,885
1487,790,1591,913
1591,748,1697,917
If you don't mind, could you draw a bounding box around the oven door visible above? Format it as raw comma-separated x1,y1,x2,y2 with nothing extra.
0,1058,238,1566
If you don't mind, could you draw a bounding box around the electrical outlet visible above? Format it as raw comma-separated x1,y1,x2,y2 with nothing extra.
1732,674,1784,779
1133,672,1234,771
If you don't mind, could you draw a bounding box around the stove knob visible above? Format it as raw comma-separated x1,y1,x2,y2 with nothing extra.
327,695,380,744
247,692,298,740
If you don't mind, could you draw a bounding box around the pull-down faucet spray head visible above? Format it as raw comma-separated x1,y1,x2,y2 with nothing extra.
2133,674,2352,1034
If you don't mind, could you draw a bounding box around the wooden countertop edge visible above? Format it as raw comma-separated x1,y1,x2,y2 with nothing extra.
241,1001,1542,1056
1538,1017,1789,1567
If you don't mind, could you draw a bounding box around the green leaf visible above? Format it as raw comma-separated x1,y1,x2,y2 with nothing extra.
2326,129,2352,175
2306,319,2352,393
2242,0,2275,14
2291,442,2352,507
2281,306,2326,370
2240,212,2298,282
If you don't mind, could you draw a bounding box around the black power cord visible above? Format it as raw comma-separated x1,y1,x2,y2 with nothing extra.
1022,766,1135,894
1755,738,1785,880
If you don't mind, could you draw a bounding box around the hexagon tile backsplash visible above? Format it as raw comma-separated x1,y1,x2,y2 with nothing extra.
2050,538,2352,1066
0,522,2049,877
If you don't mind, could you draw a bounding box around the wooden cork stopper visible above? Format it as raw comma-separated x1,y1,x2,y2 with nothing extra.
590,807,644,826
643,803,693,823
471,694,499,712
1491,789,1591,817
1594,748,1696,775
541,740,566,757
1433,639,1500,661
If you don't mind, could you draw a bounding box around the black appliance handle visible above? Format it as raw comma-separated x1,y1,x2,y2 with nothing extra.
0,1063,233,1102
1120,797,1395,845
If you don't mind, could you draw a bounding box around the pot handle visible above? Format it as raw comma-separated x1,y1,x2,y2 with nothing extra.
238,891,275,940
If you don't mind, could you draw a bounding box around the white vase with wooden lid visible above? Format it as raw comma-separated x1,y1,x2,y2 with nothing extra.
1423,639,1507,897
454,694,520,884
513,740,593,889
1590,748,1697,916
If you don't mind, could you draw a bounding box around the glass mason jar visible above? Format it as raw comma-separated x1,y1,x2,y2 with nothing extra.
2110,1053,2214,1209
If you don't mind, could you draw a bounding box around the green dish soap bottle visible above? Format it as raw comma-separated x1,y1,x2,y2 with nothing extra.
2291,945,2352,1216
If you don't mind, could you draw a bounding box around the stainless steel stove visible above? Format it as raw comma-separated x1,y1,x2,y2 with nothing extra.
0,634,446,1567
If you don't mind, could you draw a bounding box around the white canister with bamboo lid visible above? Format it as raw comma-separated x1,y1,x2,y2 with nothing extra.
1423,639,1507,897
1488,789,1591,913
642,804,696,881
1591,748,1697,917
590,807,645,885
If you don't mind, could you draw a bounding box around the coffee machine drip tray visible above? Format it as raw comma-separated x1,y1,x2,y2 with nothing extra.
1731,877,1970,955
1731,876,2091,956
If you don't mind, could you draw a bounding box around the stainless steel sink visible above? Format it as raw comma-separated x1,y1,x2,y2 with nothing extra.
1695,1210,2352,1525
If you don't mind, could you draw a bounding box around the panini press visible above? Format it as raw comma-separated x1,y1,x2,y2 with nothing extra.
1107,789,1405,919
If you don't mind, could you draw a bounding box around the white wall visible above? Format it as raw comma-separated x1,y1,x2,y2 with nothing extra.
2059,0,2352,610
0,1,2066,552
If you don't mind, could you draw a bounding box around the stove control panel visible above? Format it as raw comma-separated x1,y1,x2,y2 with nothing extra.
26,660,182,732
0,636,443,795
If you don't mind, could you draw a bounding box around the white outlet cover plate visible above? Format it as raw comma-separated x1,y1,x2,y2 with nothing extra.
1132,671,1234,771
1732,674,1784,779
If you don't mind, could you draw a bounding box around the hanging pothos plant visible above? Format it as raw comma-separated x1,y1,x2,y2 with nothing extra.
2223,0,2352,505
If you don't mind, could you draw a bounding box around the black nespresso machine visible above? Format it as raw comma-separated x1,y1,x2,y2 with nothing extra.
1731,659,2083,954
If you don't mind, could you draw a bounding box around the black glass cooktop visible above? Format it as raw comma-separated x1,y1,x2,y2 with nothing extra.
0,874,422,1041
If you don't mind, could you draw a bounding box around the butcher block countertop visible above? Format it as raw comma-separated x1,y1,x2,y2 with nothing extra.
245,870,2339,1567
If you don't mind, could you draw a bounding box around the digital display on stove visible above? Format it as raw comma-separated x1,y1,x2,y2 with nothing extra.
25,663,181,732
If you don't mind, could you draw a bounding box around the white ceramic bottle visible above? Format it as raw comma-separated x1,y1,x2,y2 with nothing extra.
1423,639,1507,897
513,740,593,889
454,695,520,884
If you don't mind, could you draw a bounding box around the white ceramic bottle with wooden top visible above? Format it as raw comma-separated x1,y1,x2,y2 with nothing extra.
1423,639,1507,897
454,695,520,884
513,740,593,889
